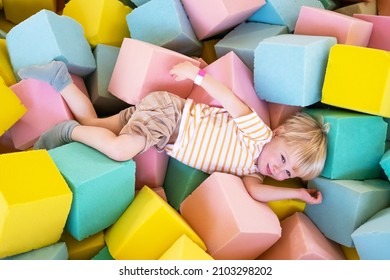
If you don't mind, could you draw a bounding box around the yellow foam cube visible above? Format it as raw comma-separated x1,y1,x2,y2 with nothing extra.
60,231,105,260
63,0,131,48
0,150,72,258
341,245,360,260
2,0,56,24
0,77,26,136
105,185,206,260
322,44,390,117
264,177,306,221
159,235,214,260
0,39,16,86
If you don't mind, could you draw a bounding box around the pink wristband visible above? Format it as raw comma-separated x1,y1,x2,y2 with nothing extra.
194,69,206,85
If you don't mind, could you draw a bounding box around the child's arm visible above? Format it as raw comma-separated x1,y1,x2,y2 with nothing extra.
170,61,252,118
242,175,322,205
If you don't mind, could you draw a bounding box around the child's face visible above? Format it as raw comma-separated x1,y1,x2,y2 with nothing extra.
257,134,298,181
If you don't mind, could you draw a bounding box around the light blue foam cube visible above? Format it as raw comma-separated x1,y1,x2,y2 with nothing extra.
126,0,202,56
306,108,387,180
49,142,136,241
352,208,390,260
85,44,128,117
215,22,287,71
2,242,68,260
254,34,336,106
305,177,390,247
248,0,324,32
6,9,96,77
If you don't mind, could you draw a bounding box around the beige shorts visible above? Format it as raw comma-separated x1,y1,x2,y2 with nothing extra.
118,91,186,154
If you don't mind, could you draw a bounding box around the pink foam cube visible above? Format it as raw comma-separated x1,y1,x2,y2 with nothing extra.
180,172,281,260
108,38,200,105
181,0,265,40
294,6,373,47
258,212,346,260
9,79,74,150
268,102,302,130
188,51,270,126
133,147,169,190
353,14,390,51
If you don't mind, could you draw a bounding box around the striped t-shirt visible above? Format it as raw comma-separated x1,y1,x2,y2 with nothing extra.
164,99,272,177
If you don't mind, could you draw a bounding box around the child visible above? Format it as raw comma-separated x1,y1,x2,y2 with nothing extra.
18,60,328,205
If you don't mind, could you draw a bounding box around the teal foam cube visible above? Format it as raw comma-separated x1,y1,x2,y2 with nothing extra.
248,0,324,32
163,157,209,211
380,150,390,181
254,34,336,106
305,177,390,247
6,9,96,77
85,44,128,117
306,108,387,180
49,142,136,241
126,0,202,56
2,242,68,260
215,22,287,71
352,208,390,260
92,246,114,260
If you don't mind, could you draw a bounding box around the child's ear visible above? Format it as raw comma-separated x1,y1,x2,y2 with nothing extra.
273,126,285,136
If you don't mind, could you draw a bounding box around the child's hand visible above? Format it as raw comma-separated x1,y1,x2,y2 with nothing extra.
301,188,322,205
170,61,199,82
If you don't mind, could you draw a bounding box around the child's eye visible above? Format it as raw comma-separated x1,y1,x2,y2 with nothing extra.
286,170,291,177
281,154,286,163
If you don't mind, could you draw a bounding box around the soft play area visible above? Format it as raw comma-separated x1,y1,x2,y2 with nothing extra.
1,0,390,260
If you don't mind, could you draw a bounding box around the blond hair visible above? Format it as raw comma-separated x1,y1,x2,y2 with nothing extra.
277,112,329,181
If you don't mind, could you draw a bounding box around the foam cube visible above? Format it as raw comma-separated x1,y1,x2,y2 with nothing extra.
258,212,345,260
181,0,265,40
335,1,377,16
6,9,96,77
248,0,324,32
2,0,56,24
60,230,105,260
254,34,336,107
108,38,200,105
159,235,214,260
378,0,390,16
180,172,281,260
201,39,219,64
189,51,270,126
105,186,206,260
215,22,287,71
306,108,387,180
48,142,136,241
126,0,202,57
341,245,360,260
294,6,373,47
262,177,306,221
352,208,390,260
63,0,131,48
267,102,302,130
0,38,16,86
322,45,390,117
380,150,390,181
0,131,17,154
92,246,114,260
353,14,390,51
319,0,339,10
8,79,74,150
0,150,72,258
85,44,128,117
2,242,68,260
133,147,169,190
0,78,26,137
163,157,210,211
305,177,390,247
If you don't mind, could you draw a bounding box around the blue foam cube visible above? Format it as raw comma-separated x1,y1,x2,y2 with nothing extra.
215,22,287,71
248,0,324,32
6,9,96,77
306,108,387,180
305,177,390,247
126,0,202,56
254,34,336,106
85,44,128,117
2,242,68,260
352,208,390,260
49,142,136,241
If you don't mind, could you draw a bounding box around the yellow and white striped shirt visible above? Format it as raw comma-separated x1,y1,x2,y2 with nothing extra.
165,99,272,177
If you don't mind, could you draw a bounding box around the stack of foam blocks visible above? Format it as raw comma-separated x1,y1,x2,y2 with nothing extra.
1,0,390,260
